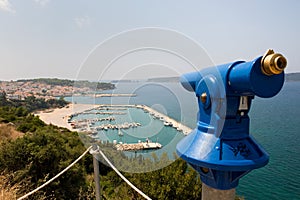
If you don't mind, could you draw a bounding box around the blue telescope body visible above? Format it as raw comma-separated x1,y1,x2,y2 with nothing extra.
176,50,287,190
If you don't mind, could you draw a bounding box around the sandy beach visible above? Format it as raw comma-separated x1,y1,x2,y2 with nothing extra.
36,103,99,131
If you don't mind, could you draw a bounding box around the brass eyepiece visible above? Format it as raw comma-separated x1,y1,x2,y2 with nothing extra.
261,49,287,76
200,92,207,104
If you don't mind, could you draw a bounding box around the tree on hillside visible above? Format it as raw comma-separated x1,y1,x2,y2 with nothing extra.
0,126,90,200
101,156,202,200
0,90,10,107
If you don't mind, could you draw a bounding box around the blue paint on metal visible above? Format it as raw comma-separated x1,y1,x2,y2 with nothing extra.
176,56,285,190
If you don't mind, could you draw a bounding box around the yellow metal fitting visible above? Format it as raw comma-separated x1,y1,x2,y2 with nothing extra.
200,92,207,104
261,49,287,76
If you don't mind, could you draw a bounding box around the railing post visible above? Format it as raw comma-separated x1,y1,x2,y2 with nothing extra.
90,145,101,200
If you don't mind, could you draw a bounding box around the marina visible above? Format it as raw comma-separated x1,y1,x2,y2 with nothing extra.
68,104,192,151
69,104,192,135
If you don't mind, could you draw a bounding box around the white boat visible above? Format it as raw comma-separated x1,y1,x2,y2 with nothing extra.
118,128,123,136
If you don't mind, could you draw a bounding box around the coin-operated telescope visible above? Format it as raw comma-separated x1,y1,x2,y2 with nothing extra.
176,49,287,199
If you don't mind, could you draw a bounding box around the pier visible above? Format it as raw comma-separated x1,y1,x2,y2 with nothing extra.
94,93,137,98
137,105,192,135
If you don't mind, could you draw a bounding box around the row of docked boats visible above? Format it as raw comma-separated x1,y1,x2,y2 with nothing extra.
96,122,141,131
70,121,141,134
148,110,186,133
81,111,126,115
73,116,115,124
69,116,115,129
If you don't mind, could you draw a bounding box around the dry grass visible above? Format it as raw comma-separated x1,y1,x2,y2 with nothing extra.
0,175,18,200
0,187,17,200
0,123,23,141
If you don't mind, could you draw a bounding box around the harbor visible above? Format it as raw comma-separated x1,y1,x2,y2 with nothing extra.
68,104,192,136
66,104,193,151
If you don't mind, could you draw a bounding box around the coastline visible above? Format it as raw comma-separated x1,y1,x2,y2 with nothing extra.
35,103,192,135
35,103,99,131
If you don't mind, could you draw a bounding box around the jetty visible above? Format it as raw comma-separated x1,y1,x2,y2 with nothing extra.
136,105,192,135
94,93,137,98
115,141,162,151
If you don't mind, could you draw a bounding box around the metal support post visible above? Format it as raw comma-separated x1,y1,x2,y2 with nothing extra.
90,145,101,200
202,183,235,200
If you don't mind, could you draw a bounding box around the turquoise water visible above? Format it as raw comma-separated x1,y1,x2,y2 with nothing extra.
67,81,300,200
71,106,184,155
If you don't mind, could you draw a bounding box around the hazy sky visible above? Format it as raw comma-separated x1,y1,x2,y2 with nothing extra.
0,0,299,81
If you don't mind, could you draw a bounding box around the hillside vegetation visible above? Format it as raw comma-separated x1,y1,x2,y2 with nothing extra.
0,95,244,199
0,90,248,200
0,94,203,199
0,110,202,199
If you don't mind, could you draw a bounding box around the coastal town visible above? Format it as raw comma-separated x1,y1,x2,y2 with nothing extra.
0,78,115,100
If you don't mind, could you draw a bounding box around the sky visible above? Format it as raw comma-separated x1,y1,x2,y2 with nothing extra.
0,0,299,81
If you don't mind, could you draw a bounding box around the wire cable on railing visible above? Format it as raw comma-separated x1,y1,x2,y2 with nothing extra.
17,145,152,200
17,146,93,200
98,149,152,200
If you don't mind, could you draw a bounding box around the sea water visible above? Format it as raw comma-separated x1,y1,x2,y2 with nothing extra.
66,81,300,200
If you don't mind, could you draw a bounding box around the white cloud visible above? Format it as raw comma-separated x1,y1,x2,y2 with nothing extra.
0,0,15,13
33,0,50,6
74,15,91,29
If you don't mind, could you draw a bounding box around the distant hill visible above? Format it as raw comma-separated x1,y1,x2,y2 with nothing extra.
146,73,300,83
147,76,179,82
16,78,115,90
17,78,74,86
286,73,300,82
